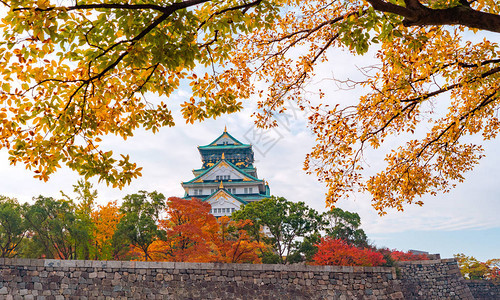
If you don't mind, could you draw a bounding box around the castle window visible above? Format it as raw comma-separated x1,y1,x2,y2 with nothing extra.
249,187,253,194
244,188,248,194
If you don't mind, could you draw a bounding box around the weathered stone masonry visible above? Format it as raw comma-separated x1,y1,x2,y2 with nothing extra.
0,258,497,299
397,259,475,299
466,279,500,300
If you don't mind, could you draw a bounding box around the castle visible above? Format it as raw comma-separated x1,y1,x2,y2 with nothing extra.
182,128,270,216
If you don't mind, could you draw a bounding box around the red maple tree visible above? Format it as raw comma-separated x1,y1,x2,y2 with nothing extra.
312,238,385,267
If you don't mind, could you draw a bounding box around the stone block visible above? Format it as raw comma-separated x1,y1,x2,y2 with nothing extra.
75,260,91,268
156,262,174,269
91,261,108,269
29,260,44,267
12,259,31,267
44,260,61,268
135,261,150,269
106,261,122,269
118,262,134,269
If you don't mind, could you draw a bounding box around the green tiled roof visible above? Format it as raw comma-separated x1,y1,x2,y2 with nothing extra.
193,166,256,174
198,144,251,150
183,158,263,184
184,189,248,205
198,131,251,149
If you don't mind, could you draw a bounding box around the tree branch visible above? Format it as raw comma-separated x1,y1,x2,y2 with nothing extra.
366,0,500,33
15,3,175,13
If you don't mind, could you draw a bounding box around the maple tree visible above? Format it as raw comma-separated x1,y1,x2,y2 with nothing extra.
388,249,428,261
312,237,385,267
0,0,280,186
90,200,122,260
132,198,266,263
226,0,500,214
0,0,499,214
154,197,218,262
375,247,428,266
214,216,265,263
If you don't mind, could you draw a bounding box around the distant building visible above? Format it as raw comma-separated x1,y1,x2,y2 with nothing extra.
182,128,270,217
409,249,441,260
408,250,429,256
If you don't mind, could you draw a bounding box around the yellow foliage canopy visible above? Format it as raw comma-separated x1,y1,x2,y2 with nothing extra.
225,0,500,214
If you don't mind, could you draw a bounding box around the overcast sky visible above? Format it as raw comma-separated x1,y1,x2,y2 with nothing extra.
0,27,498,262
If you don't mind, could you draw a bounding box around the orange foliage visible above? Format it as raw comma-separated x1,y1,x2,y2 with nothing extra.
312,238,385,267
214,216,266,264
132,198,265,263
155,197,219,262
91,200,122,260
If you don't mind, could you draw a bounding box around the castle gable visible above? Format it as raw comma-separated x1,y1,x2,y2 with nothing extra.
185,159,260,184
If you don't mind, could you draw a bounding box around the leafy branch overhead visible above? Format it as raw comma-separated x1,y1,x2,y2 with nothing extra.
1,0,499,213
0,0,277,186
224,0,500,214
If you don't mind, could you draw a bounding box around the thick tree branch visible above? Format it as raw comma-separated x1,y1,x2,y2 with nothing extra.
366,0,500,33
15,3,176,13
364,65,500,139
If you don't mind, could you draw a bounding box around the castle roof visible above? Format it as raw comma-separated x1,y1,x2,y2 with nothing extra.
182,156,262,185
198,130,251,151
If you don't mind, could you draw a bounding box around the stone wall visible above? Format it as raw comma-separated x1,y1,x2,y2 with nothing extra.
466,279,500,300
397,259,474,299
0,258,403,300
0,258,496,299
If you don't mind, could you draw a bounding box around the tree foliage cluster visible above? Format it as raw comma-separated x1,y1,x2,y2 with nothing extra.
311,238,431,267
0,184,373,263
0,181,122,260
312,238,386,267
0,184,267,263
2,184,496,269
231,196,370,264
455,253,500,282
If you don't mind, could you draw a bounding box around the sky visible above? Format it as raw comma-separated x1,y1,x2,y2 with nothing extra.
0,11,498,261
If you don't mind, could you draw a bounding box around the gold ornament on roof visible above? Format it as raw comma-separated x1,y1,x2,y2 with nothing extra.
219,181,224,189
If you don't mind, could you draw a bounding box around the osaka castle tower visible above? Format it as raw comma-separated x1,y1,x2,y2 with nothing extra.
182,127,270,217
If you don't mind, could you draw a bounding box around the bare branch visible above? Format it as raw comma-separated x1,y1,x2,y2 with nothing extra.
366,0,500,33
